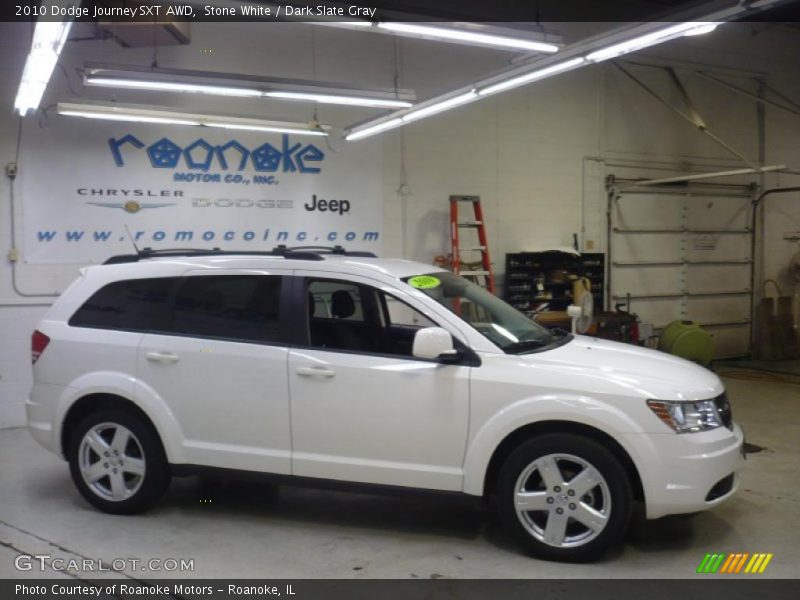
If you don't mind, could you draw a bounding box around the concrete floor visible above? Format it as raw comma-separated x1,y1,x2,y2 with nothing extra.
1,372,798,580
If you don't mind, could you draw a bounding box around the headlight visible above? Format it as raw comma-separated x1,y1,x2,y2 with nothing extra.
646,399,722,433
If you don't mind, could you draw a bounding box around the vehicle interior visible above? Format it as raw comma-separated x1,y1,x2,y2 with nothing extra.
307,279,436,357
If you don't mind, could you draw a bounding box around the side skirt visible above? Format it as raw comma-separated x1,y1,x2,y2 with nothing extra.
170,463,487,508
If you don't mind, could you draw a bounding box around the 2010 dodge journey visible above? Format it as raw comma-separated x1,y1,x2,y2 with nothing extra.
27,246,743,562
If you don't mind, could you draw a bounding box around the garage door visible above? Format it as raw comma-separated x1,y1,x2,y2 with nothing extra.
608,182,754,358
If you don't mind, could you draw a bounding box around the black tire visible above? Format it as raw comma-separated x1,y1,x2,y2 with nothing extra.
67,409,171,514
496,433,632,562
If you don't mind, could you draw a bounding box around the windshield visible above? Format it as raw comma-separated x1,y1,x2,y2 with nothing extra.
403,272,568,354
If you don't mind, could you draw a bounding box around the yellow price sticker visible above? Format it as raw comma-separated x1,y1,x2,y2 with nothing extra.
408,275,442,289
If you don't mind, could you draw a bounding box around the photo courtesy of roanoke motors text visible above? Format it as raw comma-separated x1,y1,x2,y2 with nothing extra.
1,0,799,598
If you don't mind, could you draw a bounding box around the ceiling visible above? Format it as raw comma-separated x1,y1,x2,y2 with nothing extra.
2,1,798,137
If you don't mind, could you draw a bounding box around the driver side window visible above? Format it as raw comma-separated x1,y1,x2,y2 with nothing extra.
306,279,439,357
384,295,436,328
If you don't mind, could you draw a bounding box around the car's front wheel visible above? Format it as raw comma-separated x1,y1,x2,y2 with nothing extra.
497,433,632,562
68,410,171,514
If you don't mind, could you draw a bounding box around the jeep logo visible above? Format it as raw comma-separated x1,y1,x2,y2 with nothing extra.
305,194,351,215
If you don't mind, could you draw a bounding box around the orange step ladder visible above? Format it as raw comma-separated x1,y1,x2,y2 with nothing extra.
449,195,495,294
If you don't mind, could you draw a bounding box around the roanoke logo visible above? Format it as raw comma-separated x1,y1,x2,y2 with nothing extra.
108,134,325,174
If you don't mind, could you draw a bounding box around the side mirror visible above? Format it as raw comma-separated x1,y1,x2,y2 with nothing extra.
412,327,458,361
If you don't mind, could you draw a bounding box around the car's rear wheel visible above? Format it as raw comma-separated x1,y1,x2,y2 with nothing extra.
497,433,632,562
68,410,170,514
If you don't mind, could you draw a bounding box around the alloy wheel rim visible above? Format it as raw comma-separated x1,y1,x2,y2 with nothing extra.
513,453,611,548
78,423,146,501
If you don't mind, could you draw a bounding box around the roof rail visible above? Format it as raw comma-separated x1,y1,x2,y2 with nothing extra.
103,245,378,265
270,245,378,258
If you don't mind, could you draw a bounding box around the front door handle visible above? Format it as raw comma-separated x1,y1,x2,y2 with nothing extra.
145,351,180,363
296,366,336,378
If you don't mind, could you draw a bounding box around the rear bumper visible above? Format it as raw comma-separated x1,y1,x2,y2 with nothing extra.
26,382,66,457
623,423,744,519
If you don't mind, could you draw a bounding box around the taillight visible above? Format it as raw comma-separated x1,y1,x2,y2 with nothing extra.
31,330,50,364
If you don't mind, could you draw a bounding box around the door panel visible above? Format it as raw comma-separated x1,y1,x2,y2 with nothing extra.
135,272,292,473
138,334,291,473
288,348,470,490
288,271,471,491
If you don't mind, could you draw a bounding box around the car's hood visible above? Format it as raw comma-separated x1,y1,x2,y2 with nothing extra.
518,334,723,401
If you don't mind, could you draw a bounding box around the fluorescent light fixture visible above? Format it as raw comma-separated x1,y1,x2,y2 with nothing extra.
84,77,263,97
56,103,330,136
83,64,416,109
263,91,412,108
344,12,736,143
15,19,73,115
345,90,479,141
202,121,328,136
479,57,586,96
401,90,478,123
58,110,200,126
377,22,559,53
378,23,558,52
86,76,411,107
586,22,721,62
682,22,720,36
345,118,403,141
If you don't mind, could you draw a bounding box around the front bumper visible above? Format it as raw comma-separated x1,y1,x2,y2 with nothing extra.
622,423,744,519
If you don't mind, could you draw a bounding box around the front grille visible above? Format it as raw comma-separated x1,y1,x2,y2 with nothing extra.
706,473,735,501
714,392,733,430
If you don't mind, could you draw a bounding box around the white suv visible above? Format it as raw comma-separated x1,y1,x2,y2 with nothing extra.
27,246,743,562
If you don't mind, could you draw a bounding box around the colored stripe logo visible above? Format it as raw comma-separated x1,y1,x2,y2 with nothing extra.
696,552,773,574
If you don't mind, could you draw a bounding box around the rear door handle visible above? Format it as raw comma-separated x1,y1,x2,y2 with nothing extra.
296,366,335,378
145,351,180,363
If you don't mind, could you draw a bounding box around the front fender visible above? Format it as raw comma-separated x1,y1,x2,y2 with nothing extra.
462,393,654,497
56,371,185,463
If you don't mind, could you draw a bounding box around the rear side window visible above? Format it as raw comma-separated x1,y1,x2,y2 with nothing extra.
69,278,174,332
173,275,283,343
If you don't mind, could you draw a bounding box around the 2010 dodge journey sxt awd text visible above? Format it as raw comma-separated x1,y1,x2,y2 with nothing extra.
27,247,743,562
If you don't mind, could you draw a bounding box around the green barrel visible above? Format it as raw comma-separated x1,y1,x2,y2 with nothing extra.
658,320,715,366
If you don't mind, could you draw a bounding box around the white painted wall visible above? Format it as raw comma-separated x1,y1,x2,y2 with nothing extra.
0,24,54,427
1,21,799,427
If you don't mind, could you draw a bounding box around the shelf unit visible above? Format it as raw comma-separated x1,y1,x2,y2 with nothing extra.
504,251,606,313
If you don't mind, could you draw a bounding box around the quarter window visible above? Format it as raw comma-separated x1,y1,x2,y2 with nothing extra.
69,278,174,332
